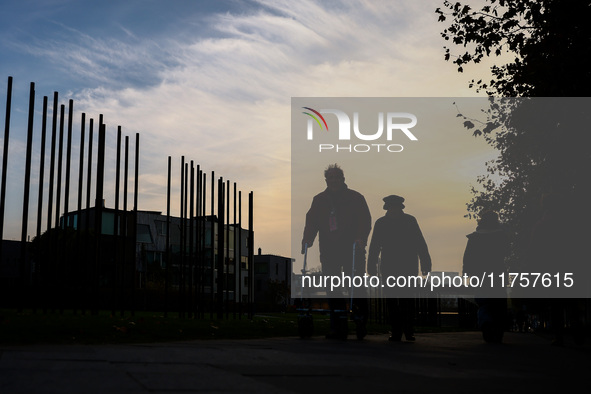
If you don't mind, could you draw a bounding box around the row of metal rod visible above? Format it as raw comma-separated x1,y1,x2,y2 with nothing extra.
0,76,254,318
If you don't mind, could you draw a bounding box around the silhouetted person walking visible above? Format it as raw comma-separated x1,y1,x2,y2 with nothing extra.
368,195,431,342
526,193,583,346
463,211,509,343
302,164,371,339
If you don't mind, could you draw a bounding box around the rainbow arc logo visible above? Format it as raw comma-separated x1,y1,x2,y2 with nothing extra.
302,107,328,132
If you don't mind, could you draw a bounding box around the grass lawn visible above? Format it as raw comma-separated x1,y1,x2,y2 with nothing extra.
0,309,470,345
0,309,387,345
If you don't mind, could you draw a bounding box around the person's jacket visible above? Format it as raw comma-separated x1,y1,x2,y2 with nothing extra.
368,211,431,277
463,227,509,277
302,185,371,265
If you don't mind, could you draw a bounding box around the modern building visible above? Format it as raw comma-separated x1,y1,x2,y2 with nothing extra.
60,205,253,309
253,248,293,311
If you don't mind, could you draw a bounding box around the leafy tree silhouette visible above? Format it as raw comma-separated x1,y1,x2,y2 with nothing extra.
436,0,591,96
437,1,591,266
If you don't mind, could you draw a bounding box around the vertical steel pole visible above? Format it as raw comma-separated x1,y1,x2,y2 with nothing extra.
74,112,85,315
196,165,201,318
115,127,121,214
233,182,237,319
47,92,58,233
217,178,225,319
82,118,93,315
113,126,121,316
202,171,207,318
202,170,207,318
225,179,230,318
132,132,139,316
36,97,48,239
18,82,35,310
77,114,85,221
33,96,48,307
123,136,128,213
165,156,171,317
61,99,73,313
55,104,64,228
121,135,128,317
63,100,73,227
238,190,242,319
248,191,254,319
0,76,13,261
210,171,214,319
46,96,59,312
179,156,185,317
184,162,188,315
85,119,93,228
189,161,194,318
93,123,106,315
54,104,65,312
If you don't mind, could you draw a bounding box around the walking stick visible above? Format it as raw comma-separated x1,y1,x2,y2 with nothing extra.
297,243,313,338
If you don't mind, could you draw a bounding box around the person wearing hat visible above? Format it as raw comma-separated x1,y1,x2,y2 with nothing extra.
301,164,372,339
368,194,431,342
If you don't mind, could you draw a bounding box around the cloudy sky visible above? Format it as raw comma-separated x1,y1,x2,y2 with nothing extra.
0,0,501,273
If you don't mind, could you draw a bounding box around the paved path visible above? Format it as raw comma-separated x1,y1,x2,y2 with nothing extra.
1,332,588,393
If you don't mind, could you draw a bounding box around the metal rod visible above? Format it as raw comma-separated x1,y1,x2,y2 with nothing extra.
165,156,171,317
132,132,139,316
55,104,64,228
115,127,121,213
94,122,106,202
34,95,48,308
189,161,194,318
248,191,254,319
74,112,85,315
134,132,139,211
19,82,35,306
233,182,237,319
85,119,93,228
217,177,225,319
195,165,201,318
77,113,85,220
61,99,73,313
92,123,106,315
183,161,188,316
63,100,73,227
36,96,48,239
201,170,206,318
0,76,12,257
210,171,214,319
54,103,65,312
47,92,58,233
238,190,242,319
179,156,185,317
121,135,129,317
225,179,230,318
113,126,121,316
123,136,128,212
82,117,93,315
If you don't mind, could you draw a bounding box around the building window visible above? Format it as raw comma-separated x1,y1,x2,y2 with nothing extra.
254,262,268,274
137,224,153,244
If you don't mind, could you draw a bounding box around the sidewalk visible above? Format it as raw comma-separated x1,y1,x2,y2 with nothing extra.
1,331,588,393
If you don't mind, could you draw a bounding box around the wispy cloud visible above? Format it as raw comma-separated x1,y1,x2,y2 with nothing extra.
3,1,494,258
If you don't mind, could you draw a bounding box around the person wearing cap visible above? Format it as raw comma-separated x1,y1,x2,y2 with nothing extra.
301,164,372,339
368,194,431,342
